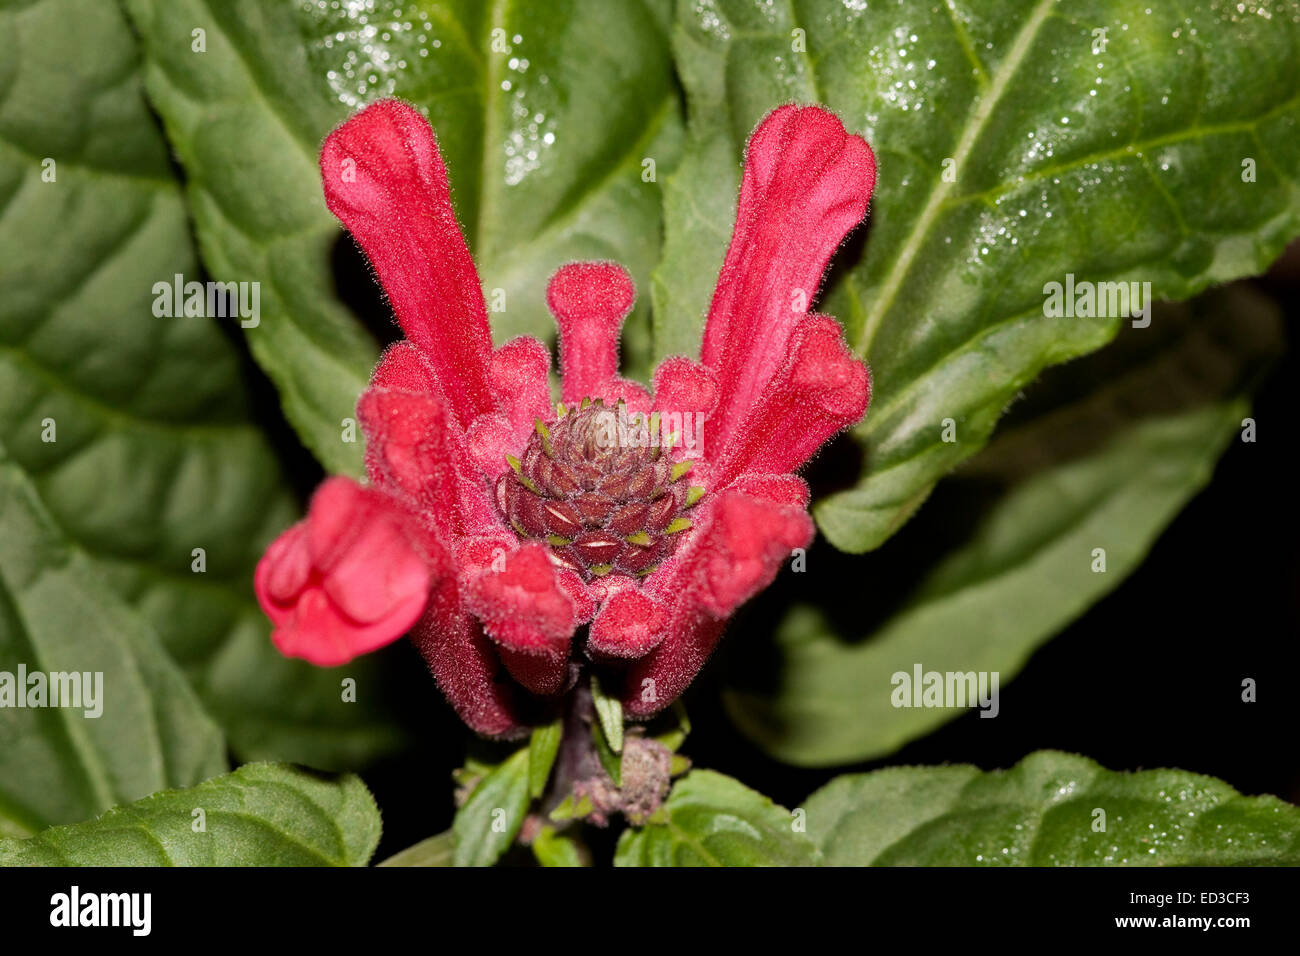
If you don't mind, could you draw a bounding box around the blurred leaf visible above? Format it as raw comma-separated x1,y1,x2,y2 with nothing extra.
378,828,456,866
0,762,381,865
532,824,587,867
590,673,623,753
0,452,226,833
548,791,594,823
0,0,407,771
592,717,622,788
528,719,562,799
615,770,817,866
452,745,530,867
803,751,1300,865
660,0,1300,551
589,675,624,785
124,0,683,470
724,286,1282,766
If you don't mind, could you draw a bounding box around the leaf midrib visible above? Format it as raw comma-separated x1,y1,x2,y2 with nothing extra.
854,0,1057,357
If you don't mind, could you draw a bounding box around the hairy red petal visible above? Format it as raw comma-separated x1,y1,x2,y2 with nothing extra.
651,357,717,460
548,261,649,408
255,477,434,667
588,588,668,659
261,523,311,606
491,336,553,432
712,316,870,487
466,337,554,477
652,357,718,417
452,532,519,575
556,568,596,625
465,543,576,696
703,105,875,448
321,99,494,427
721,472,811,509
358,386,498,537
465,413,519,478
370,341,438,392
624,617,725,720
624,490,813,716
410,582,527,738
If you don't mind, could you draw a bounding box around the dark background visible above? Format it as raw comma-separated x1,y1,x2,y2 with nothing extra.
239,238,1298,861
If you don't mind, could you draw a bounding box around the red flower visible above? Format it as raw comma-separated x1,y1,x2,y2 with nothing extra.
255,99,875,737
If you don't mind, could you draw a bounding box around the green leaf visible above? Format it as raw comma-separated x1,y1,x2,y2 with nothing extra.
378,829,456,867
661,0,1300,551
803,751,1300,865
528,719,562,799
548,792,594,823
590,673,623,753
0,0,407,771
590,675,624,785
452,745,530,867
184,646,409,773
592,717,622,788
532,825,588,867
614,770,818,866
0,451,227,834
0,762,381,866
724,285,1281,766
123,0,683,467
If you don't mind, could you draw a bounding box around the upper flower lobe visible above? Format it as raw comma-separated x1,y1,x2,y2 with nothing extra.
255,98,876,736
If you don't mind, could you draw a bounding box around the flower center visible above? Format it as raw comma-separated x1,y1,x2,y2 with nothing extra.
495,399,704,581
